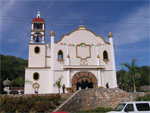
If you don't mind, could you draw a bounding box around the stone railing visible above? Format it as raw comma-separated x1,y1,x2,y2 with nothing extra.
4,87,24,94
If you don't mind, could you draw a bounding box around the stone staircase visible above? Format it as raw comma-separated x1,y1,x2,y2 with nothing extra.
53,88,134,112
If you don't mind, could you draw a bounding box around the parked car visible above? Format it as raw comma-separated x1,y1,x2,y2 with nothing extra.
107,101,150,113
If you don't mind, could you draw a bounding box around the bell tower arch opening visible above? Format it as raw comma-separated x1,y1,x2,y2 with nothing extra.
72,72,98,92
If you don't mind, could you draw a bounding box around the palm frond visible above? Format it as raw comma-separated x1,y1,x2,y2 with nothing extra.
131,58,138,69
53,76,63,88
121,63,131,71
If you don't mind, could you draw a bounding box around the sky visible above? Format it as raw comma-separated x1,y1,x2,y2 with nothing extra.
0,0,149,70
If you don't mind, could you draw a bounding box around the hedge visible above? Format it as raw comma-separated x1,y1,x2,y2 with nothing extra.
0,94,61,112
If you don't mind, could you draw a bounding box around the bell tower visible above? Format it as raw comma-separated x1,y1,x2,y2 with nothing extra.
30,11,45,43
28,11,46,67
25,11,51,94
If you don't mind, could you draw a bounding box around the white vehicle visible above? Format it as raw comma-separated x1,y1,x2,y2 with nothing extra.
108,101,150,113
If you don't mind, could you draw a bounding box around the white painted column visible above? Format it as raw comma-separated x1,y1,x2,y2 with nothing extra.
98,70,102,87
101,70,104,87
66,46,70,65
30,35,33,43
96,46,100,65
109,32,117,88
66,46,71,88
42,36,45,43
66,70,71,88
31,24,34,29
50,31,55,93
43,24,44,30
97,46,102,87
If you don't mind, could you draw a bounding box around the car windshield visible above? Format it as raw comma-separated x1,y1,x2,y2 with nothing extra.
114,103,126,111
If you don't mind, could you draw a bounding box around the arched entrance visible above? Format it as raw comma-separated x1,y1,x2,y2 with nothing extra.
72,72,98,92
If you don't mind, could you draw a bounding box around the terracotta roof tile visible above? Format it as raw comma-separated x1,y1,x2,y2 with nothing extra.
32,18,45,23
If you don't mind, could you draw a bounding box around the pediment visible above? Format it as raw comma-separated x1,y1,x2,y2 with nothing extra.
55,26,108,45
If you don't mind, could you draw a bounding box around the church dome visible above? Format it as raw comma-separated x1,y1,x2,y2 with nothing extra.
32,17,45,23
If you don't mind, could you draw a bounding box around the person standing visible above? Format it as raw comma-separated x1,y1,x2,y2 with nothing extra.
35,88,38,94
62,84,66,94
106,83,109,88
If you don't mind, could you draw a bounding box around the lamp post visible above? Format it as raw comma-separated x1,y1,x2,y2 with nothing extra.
3,78,12,94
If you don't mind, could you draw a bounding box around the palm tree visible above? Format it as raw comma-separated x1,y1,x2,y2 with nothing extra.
54,76,63,94
122,59,138,93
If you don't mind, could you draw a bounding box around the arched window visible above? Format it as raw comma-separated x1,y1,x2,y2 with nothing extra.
34,23,43,29
58,50,63,60
103,51,108,60
34,46,40,54
33,72,39,81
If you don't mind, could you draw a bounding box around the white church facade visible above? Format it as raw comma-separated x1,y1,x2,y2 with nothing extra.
24,12,117,94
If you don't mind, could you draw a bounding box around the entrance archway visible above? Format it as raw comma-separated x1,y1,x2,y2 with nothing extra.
72,72,98,92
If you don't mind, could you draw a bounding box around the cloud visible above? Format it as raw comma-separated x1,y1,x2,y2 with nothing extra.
113,4,149,46
115,45,149,55
1,0,15,11
1,0,16,36
1,0,15,21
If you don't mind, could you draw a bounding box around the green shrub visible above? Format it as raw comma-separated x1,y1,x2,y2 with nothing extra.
135,94,150,101
0,96,18,112
0,94,62,112
17,104,29,112
32,101,53,112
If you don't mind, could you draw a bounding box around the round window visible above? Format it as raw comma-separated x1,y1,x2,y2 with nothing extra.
34,47,40,53
33,72,39,81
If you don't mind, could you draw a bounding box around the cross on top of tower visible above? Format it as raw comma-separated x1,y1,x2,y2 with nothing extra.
37,11,40,18
78,20,86,30
79,20,85,26
80,20,83,25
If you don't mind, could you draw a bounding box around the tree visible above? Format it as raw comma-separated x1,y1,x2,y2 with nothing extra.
54,76,63,94
12,76,24,87
121,59,138,92
117,70,131,91
136,66,150,85
0,54,27,93
117,66,150,92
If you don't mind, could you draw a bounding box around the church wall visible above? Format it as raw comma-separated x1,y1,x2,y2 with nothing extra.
101,70,114,88
99,44,113,70
24,68,50,94
53,45,67,70
28,44,46,67
46,56,50,67
69,46,81,65
52,44,113,66
52,30,113,68
45,44,50,67
53,70,67,93
45,43,114,70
